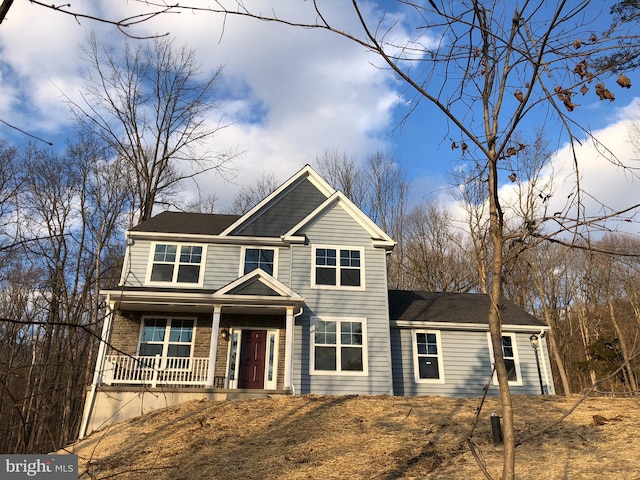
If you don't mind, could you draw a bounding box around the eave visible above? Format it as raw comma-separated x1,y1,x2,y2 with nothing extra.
390,320,551,332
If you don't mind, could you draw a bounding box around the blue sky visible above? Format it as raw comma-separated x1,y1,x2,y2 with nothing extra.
0,1,639,231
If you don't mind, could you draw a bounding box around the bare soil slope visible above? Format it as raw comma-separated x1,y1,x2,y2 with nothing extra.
67,394,640,479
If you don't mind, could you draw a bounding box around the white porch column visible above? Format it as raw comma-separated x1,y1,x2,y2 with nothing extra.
79,297,115,439
284,306,295,390
206,305,222,387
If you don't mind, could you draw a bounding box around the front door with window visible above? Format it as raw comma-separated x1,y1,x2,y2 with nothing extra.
238,330,266,389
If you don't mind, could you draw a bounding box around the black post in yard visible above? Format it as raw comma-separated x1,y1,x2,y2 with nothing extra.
533,345,545,395
529,334,546,395
490,413,502,445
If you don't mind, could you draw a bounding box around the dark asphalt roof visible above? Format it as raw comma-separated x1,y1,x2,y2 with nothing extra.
130,212,241,235
388,290,546,327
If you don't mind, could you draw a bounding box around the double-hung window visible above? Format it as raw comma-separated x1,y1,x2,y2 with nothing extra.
149,243,205,285
138,318,195,358
313,246,364,288
242,247,276,276
311,317,367,374
412,330,445,383
488,332,522,386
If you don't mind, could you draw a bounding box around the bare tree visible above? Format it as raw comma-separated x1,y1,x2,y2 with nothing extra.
0,139,128,453
403,201,475,292
71,34,238,223
315,149,367,208
0,1,173,37
227,172,281,214
146,2,640,477
0,140,19,248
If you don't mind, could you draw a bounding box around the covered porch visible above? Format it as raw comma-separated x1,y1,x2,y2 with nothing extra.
80,271,304,438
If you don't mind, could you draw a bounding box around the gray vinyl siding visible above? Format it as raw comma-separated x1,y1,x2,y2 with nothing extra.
290,204,393,396
391,328,554,397
122,239,152,286
201,244,240,288
233,178,327,237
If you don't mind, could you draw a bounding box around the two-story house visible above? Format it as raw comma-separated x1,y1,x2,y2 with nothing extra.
79,165,554,438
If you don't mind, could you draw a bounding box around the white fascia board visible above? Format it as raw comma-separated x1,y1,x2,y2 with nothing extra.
284,191,396,249
101,288,303,307
101,289,215,301
127,231,286,246
215,268,303,300
220,165,335,236
391,320,550,332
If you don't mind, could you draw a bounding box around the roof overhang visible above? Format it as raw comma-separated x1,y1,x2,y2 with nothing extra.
390,320,550,332
126,231,305,246
102,286,304,315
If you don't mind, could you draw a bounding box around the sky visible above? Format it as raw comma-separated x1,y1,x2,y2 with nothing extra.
0,1,639,235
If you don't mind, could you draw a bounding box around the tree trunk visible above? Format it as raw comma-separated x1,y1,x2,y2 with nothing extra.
607,300,638,393
545,329,571,395
487,154,515,479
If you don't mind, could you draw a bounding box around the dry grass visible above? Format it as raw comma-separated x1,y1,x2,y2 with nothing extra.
66,394,640,479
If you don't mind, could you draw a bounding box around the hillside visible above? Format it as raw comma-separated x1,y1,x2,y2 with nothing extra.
66,394,640,479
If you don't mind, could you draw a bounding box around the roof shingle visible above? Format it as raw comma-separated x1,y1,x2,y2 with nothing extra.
388,290,546,327
130,212,241,235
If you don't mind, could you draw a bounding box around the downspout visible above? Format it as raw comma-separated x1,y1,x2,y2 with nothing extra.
290,306,304,396
79,296,114,439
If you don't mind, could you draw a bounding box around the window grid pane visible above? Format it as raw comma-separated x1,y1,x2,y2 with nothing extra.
154,244,176,262
179,245,202,264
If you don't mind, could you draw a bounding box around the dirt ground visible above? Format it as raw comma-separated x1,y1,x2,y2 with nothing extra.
65,394,640,479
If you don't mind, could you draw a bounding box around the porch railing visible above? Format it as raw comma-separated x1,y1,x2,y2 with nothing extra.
102,354,214,388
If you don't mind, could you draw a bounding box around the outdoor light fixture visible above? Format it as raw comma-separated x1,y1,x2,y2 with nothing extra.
220,328,230,341
529,334,545,395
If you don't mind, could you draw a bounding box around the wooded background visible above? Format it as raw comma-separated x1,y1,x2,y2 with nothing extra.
1,2,639,461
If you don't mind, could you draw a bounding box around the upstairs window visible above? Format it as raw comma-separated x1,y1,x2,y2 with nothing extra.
313,246,364,289
243,248,276,276
149,243,204,285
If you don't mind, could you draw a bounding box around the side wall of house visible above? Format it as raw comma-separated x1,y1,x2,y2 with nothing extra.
290,204,393,395
391,328,555,397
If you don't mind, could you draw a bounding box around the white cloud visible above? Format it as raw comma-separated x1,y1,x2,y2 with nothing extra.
0,1,406,210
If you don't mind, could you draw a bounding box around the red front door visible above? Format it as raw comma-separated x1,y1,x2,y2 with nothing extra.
238,330,266,389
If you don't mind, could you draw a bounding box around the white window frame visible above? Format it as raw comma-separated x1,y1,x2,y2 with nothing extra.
239,246,279,277
412,329,445,384
311,245,365,290
137,317,197,370
310,316,368,376
146,242,207,286
487,332,523,386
